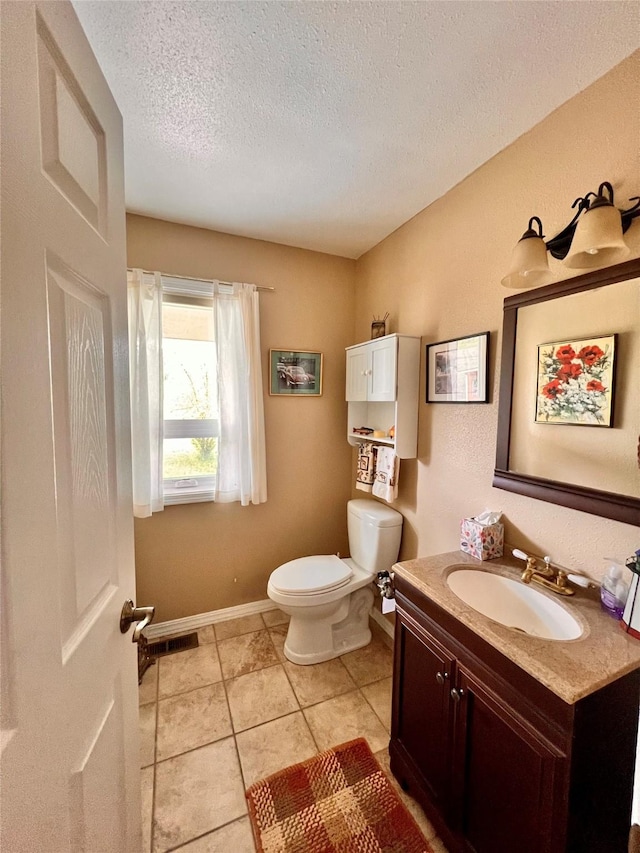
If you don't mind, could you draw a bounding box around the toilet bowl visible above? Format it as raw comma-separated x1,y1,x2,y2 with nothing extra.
267,500,403,665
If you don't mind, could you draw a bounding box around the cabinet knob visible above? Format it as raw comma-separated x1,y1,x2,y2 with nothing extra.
435,671,448,685
450,687,465,702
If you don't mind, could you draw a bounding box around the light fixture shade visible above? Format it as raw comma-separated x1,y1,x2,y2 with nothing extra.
564,204,630,269
501,234,552,289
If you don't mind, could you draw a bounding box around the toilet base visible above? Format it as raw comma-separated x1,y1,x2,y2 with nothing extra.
282,586,374,665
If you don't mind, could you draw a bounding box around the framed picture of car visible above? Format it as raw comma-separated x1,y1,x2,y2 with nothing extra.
269,349,323,396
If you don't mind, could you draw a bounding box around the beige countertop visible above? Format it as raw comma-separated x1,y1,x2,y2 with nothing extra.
392,550,640,705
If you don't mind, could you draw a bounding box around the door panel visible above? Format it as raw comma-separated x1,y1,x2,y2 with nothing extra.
395,615,455,811
1,2,139,850
346,347,369,400
453,669,565,853
369,337,397,401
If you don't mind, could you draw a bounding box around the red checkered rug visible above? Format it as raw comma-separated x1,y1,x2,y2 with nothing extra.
246,737,434,852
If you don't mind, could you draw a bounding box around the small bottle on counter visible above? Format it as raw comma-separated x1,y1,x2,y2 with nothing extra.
600,559,629,619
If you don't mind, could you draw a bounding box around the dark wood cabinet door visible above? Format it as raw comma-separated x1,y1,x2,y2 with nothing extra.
394,612,456,811
452,667,567,853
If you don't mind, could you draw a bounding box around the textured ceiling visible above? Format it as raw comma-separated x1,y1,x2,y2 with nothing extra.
72,1,639,259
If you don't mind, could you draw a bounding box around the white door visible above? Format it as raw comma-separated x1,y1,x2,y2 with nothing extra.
1,3,141,851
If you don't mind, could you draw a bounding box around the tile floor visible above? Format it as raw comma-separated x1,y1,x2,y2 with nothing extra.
139,610,449,852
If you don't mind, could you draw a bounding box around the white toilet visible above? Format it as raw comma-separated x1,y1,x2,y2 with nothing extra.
267,499,403,665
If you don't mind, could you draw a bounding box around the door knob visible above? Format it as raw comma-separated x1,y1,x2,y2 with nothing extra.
450,687,465,702
435,671,449,685
120,600,155,644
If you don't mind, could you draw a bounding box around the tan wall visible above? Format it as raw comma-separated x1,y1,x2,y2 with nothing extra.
354,52,640,578
127,215,356,621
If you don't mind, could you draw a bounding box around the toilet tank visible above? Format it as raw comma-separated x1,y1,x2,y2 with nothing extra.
347,499,403,574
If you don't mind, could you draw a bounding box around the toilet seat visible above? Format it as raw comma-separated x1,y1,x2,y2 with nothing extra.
269,555,353,596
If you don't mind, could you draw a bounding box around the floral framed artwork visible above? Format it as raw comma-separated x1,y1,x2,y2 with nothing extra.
269,349,323,396
535,334,616,426
426,332,489,403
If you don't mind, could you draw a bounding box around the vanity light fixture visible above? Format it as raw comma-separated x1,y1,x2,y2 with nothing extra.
501,182,640,288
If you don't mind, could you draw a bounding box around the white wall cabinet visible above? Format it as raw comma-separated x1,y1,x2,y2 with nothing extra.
346,333,420,458
346,335,397,402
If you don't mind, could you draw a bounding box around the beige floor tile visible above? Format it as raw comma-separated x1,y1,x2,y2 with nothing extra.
217,630,278,680
340,634,393,686
262,609,290,628
370,618,395,650
175,817,256,852
139,703,156,768
226,664,298,732
236,712,318,788
361,676,393,732
156,682,232,761
197,624,216,644
214,613,266,641
283,659,356,708
158,644,222,699
141,765,154,853
153,738,246,852
374,748,438,843
139,664,158,705
303,689,389,754
267,625,288,663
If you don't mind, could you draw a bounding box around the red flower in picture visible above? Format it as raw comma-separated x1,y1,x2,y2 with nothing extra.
542,379,564,399
555,345,576,363
557,363,582,382
578,345,604,366
586,379,605,393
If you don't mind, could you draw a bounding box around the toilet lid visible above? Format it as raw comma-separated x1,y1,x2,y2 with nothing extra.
270,555,353,595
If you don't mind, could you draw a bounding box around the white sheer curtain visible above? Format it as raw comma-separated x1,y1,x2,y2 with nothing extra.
213,282,267,505
127,269,164,518
127,271,267,514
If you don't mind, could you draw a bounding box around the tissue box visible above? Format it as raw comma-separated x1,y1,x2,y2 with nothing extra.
460,518,504,561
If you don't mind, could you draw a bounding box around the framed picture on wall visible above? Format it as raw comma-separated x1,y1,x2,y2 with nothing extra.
426,332,489,403
269,349,323,396
534,334,616,426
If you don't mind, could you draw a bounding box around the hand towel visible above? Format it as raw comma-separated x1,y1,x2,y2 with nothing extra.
372,446,399,502
356,443,376,492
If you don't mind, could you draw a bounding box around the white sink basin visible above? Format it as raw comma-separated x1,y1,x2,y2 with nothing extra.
446,568,583,640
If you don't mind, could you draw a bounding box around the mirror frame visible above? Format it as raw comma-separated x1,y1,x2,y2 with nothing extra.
494,257,640,526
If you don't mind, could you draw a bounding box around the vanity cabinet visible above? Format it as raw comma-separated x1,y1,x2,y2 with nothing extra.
390,575,640,853
346,334,420,458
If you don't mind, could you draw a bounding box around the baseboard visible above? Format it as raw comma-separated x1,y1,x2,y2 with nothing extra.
144,598,277,640
145,596,396,644
370,606,395,641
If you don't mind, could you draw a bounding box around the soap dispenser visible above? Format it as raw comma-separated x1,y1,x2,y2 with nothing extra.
600,559,629,619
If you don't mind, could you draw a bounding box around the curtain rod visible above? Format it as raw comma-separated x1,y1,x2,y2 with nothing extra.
127,267,275,292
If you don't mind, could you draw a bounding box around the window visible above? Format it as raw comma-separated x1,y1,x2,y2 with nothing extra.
128,268,266,517
162,281,218,504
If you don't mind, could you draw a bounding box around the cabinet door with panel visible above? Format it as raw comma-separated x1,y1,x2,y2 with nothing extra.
393,611,455,814
368,336,397,401
345,346,369,401
345,335,398,402
452,667,565,853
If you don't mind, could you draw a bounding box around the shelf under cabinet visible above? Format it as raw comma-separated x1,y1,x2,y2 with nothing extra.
348,433,395,447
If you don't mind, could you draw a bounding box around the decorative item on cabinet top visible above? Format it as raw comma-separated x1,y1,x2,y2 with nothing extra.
346,333,420,459
371,313,389,339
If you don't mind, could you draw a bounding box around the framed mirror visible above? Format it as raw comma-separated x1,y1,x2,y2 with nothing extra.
494,257,640,526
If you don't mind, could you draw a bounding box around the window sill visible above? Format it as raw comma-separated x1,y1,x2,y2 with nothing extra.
163,490,215,506
163,477,216,506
